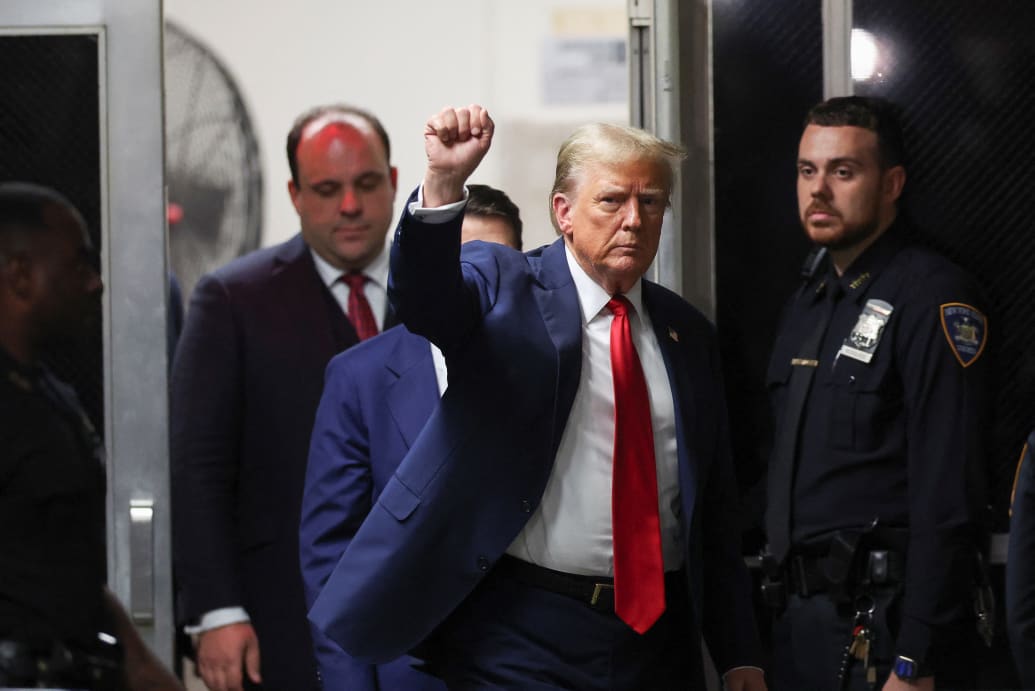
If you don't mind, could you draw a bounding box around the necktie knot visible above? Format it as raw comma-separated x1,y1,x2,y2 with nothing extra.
340,271,367,291
607,295,632,319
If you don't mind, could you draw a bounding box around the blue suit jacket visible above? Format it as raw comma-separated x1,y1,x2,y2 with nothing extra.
301,325,444,691
310,197,761,683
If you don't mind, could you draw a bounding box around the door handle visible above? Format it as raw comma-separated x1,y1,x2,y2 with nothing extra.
129,499,154,624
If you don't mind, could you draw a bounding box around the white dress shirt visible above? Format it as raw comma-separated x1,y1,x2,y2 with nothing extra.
408,188,684,576
504,245,684,576
310,243,391,330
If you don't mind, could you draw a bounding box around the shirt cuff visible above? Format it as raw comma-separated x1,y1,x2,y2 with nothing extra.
183,606,250,635
409,183,469,222
723,665,766,679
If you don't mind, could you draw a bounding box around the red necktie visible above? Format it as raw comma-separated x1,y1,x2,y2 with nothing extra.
340,272,379,341
607,296,665,633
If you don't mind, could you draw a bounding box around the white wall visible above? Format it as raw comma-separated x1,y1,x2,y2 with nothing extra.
163,0,627,255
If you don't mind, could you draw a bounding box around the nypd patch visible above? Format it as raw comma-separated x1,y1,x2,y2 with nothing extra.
940,303,987,368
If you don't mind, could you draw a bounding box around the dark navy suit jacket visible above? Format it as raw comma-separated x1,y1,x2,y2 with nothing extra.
301,325,444,690
171,234,366,688
310,197,761,684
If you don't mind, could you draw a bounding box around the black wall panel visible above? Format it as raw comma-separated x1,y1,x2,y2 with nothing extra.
713,0,823,549
853,0,1035,532
0,34,104,432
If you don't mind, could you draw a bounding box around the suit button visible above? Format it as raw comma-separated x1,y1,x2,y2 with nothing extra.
521,500,532,513
477,555,491,571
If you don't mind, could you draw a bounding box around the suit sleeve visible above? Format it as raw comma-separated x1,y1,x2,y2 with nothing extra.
300,355,378,691
700,331,765,672
1007,433,1035,687
170,273,246,621
388,189,499,353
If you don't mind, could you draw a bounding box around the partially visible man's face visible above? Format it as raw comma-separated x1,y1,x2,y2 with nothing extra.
797,124,898,254
288,116,398,271
30,204,103,347
460,214,518,249
553,159,668,295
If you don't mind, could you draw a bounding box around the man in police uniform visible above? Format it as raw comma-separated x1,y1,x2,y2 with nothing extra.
763,97,990,690
0,182,181,689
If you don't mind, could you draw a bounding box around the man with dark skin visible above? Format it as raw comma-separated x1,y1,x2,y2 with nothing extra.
0,181,182,690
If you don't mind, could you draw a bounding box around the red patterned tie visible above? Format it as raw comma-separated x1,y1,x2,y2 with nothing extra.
607,296,665,633
340,272,379,341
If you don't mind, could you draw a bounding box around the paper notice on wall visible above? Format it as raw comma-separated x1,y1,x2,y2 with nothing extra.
542,37,628,105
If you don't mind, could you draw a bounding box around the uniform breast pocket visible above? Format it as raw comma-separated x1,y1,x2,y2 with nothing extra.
828,357,901,451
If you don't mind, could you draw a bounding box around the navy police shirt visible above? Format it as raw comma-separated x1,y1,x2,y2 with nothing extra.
767,219,991,666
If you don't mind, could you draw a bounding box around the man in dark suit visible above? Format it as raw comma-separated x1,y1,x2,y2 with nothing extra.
310,105,766,690
300,183,521,690
171,104,398,691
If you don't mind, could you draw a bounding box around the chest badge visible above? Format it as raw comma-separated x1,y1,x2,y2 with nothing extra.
940,303,987,367
838,299,894,364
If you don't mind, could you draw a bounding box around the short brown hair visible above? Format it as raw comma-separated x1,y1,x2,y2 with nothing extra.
286,104,391,185
466,184,522,249
805,96,907,170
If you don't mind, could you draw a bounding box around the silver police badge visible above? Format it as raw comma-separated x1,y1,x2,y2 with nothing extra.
838,299,894,364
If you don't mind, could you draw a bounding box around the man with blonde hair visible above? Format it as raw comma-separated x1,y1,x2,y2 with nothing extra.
311,106,765,690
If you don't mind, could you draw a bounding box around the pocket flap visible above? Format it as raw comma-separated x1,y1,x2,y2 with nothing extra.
377,477,421,522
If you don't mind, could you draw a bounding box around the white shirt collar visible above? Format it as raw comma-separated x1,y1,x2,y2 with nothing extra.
562,243,645,324
309,238,391,291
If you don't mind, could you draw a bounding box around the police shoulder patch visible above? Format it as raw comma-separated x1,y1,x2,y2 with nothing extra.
939,302,987,368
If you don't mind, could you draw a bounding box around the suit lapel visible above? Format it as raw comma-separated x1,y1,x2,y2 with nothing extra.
643,282,699,523
533,239,582,457
385,330,439,448
274,235,358,352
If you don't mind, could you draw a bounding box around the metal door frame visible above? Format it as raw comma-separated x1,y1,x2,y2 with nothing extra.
0,0,172,664
628,0,716,319
628,0,856,315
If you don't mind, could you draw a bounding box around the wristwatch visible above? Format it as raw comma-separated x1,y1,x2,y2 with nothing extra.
892,655,921,681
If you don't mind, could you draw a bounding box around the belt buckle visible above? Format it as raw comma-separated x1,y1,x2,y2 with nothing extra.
590,582,614,606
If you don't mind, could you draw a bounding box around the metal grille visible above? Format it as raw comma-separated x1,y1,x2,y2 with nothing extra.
0,34,104,433
712,0,824,546
164,21,263,302
854,1,1035,531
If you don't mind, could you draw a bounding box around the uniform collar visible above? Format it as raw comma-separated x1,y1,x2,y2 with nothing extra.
828,218,908,303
